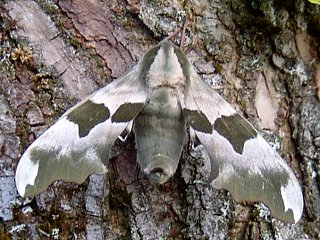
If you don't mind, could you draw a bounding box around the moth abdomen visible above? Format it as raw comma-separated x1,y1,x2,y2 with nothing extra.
133,102,187,184
133,71,187,184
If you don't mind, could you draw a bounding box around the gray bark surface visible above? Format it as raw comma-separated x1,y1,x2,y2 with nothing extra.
0,0,319,239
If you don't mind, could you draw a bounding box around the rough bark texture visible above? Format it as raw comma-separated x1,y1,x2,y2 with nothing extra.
0,0,319,239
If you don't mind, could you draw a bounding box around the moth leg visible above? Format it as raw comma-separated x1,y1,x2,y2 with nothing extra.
118,120,133,141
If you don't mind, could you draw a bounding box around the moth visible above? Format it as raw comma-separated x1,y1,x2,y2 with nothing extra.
15,41,303,223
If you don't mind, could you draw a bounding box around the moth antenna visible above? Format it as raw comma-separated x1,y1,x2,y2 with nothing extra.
164,28,182,42
164,18,189,50
180,18,189,49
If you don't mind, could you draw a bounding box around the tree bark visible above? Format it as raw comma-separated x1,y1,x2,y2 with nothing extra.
1,0,319,239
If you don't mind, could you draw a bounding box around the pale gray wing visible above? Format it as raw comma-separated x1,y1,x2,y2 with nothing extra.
182,70,303,223
15,65,147,197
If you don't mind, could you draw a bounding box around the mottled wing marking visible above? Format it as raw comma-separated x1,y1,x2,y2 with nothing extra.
112,103,144,122
67,100,110,138
15,65,147,197
214,114,257,154
181,68,303,223
183,109,212,133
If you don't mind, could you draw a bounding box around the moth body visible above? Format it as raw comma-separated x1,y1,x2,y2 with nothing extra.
134,91,187,184
134,45,188,183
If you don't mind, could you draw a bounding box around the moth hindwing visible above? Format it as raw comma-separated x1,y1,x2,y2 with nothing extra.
15,41,303,224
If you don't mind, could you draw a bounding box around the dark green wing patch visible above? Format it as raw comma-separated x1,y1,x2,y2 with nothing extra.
24,146,108,196
183,109,212,133
111,102,144,122
216,167,293,222
214,114,257,154
67,100,110,138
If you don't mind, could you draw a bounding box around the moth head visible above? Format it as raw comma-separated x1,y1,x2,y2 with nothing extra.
143,154,177,184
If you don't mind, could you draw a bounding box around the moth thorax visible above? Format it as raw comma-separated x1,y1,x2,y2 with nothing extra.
143,154,177,184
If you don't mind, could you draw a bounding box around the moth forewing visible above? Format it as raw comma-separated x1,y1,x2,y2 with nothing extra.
15,64,147,197
181,63,303,223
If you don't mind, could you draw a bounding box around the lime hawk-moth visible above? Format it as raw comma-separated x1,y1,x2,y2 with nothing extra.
15,41,303,223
